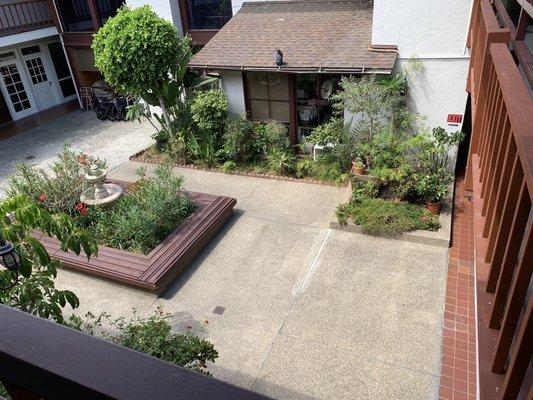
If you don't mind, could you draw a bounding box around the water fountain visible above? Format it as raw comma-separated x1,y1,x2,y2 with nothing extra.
80,164,123,206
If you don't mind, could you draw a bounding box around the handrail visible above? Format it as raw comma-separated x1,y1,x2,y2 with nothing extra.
0,0,55,37
0,305,271,400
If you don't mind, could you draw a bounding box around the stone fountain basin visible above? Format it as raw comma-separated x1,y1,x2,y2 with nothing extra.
80,183,123,206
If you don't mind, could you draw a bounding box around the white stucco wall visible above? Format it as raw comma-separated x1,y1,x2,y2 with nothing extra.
220,70,246,116
126,0,183,34
372,0,472,55
372,0,473,134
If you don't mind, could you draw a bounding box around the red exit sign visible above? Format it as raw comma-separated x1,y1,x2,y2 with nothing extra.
447,114,463,124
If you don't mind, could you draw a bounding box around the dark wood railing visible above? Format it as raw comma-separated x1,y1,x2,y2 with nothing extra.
0,0,55,37
464,2,533,399
0,305,271,400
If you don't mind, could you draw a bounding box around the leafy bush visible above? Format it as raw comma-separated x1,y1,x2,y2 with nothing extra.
351,180,379,203
337,198,440,235
222,115,258,163
0,195,97,322
305,118,347,147
266,148,295,175
190,89,228,140
86,164,195,253
257,121,291,153
67,306,218,374
8,146,106,216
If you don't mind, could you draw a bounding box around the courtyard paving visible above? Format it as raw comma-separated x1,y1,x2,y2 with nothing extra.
53,161,449,400
0,110,155,193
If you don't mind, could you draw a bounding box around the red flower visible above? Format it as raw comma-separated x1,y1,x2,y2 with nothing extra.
38,193,47,202
420,215,429,222
74,202,89,216
78,154,88,165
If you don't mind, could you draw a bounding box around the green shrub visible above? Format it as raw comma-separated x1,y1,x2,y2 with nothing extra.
295,158,315,179
257,121,291,153
305,118,347,146
67,306,218,375
222,160,237,172
86,164,195,253
190,89,228,140
351,180,379,203
266,148,295,175
336,198,440,235
222,115,258,163
8,146,106,216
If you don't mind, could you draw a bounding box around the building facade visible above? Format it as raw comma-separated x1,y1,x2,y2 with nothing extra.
0,0,76,124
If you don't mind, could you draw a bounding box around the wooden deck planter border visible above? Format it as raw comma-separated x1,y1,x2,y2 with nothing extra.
38,191,236,295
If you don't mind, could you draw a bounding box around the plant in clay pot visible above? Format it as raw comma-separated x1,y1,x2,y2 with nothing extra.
351,158,367,175
415,171,448,215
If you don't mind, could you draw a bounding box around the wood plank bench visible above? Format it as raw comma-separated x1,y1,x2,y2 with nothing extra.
38,191,236,295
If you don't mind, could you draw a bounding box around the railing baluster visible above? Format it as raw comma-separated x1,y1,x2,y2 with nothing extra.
0,0,55,37
500,298,532,400
479,67,499,186
489,178,530,326
481,93,506,213
483,114,510,235
491,213,533,373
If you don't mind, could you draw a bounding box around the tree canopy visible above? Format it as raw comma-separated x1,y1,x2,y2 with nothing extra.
92,5,190,97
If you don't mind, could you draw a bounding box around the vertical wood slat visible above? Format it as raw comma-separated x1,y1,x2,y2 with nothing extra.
481,93,506,211
485,154,523,290
479,68,499,185
489,179,530,327
477,66,497,165
0,0,54,37
483,116,511,237
491,214,533,373
500,298,532,400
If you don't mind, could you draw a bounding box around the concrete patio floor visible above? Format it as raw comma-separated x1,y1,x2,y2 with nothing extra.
0,110,155,193
53,161,448,400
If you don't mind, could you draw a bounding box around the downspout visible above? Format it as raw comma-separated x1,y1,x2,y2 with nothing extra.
50,0,82,108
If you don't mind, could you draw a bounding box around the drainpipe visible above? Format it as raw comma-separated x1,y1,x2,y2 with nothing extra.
50,0,82,108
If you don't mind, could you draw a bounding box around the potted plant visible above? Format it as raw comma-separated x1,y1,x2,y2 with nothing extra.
416,172,448,215
352,158,367,175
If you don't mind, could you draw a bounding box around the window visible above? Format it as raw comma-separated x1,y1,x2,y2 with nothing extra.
187,0,232,30
0,64,31,113
56,0,94,31
25,58,48,84
96,0,124,25
20,45,41,56
246,72,290,122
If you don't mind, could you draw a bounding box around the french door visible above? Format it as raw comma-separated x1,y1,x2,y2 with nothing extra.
0,59,37,120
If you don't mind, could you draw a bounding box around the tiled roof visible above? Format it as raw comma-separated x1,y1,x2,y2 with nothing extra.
189,0,397,73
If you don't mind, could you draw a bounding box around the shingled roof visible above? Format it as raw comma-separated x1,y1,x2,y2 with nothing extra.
189,0,397,74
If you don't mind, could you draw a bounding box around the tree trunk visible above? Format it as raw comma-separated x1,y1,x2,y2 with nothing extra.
158,95,171,126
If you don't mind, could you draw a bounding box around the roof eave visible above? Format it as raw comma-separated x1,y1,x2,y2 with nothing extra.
187,64,394,75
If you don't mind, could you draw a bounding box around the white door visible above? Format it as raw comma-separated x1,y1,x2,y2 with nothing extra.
23,54,60,110
0,60,37,120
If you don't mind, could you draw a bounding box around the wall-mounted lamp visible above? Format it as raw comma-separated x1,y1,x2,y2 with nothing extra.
0,239,20,290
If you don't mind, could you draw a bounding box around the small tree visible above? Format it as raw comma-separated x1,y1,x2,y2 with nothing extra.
92,5,190,124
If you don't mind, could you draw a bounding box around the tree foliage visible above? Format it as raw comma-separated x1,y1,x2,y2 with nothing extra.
92,5,189,98
0,195,98,322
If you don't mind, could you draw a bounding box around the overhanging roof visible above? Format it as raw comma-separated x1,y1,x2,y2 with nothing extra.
189,0,398,74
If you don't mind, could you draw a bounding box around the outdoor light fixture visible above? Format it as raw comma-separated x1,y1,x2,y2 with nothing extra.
274,49,284,66
0,239,20,290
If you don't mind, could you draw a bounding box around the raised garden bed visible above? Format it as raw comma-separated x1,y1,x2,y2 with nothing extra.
130,148,349,187
37,191,236,295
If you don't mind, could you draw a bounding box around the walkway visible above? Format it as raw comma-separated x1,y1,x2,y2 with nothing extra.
0,109,155,192
55,161,450,399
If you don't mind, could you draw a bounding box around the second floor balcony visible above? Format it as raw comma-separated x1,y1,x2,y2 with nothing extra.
0,0,55,38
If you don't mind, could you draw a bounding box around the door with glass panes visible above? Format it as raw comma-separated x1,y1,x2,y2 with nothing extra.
0,53,37,120
21,45,60,111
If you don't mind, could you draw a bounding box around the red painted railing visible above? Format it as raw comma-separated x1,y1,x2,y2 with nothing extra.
0,0,55,37
464,1,533,399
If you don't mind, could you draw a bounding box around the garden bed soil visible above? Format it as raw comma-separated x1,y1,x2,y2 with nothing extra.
130,148,349,187
37,190,236,295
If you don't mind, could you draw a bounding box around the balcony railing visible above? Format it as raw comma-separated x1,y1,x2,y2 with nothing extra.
0,0,55,38
0,305,271,400
465,1,533,399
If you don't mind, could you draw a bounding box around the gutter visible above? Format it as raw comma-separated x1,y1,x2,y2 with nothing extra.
188,65,393,75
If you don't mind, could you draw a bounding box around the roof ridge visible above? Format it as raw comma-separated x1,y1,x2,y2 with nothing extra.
242,0,371,6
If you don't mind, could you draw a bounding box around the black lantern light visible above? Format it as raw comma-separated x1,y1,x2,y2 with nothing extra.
0,239,20,290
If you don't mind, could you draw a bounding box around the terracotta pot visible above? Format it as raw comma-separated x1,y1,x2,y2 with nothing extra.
426,201,441,215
